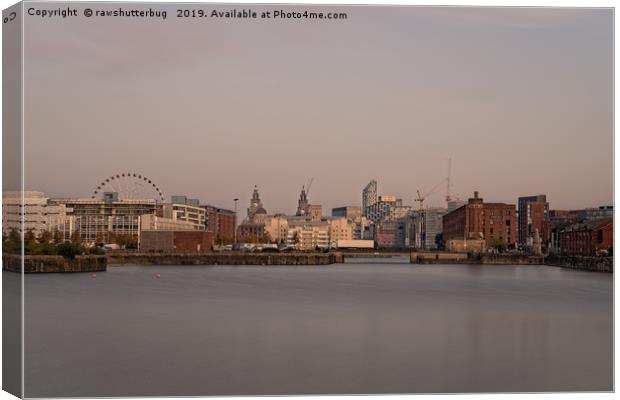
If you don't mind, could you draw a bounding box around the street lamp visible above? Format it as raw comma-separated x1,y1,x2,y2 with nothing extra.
233,198,239,247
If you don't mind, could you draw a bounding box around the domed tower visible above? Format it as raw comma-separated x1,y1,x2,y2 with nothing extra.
247,185,266,222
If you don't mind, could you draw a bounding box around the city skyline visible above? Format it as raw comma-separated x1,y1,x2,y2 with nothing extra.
17,6,613,212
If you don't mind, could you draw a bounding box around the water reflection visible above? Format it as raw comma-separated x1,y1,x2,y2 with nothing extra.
22,262,612,397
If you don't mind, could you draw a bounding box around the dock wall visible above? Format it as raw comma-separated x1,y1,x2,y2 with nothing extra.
108,252,339,266
3,254,107,273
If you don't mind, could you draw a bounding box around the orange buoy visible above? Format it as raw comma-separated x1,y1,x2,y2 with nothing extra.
91,274,96,279
154,273,161,280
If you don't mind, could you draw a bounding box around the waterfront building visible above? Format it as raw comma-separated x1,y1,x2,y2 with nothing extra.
326,217,354,247
558,218,613,256
447,199,466,213
296,186,309,216
547,207,613,252
263,214,289,244
237,222,267,243
170,195,200,207
332,206,361,221
405,208,446,250
246,185,267,222
295,186,322,221
362,180,378,216
286,220,330,250
49,194,158,245
366,195,411,223
517,195,549,246
140,214,197,231
140,230,214,253
203,205,236,243
584,205,613,220
374,219,405,248
307,204,322,221
442,191,516,249
2,191,75,239
162,202,206,231
332,206,363,239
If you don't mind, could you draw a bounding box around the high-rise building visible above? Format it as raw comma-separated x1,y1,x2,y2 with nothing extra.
366,195,411,223
362,180,378,216
517,195,549,246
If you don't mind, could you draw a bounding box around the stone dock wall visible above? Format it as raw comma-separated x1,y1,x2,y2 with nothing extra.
409,252,612,272
108,252,339,266
2,254,107,273
544,255,613,273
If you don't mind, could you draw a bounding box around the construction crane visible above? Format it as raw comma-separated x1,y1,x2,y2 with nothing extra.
305,177,314,197
416,159,453,210
445,158,452,203
415,179,446,210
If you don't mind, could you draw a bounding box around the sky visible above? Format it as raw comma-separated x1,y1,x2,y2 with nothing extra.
21,5,613,214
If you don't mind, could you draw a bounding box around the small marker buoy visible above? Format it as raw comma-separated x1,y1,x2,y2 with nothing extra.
91,274,96,279
154,273,161,280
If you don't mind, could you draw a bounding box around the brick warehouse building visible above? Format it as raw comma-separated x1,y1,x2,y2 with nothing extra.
140,230,214,253
442,191,517,248
203,205,236,243
517,195,549,246
559,218,613,256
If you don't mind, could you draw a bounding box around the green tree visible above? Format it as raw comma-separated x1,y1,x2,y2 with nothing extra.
52,229,63,244
24,229,36,246
489,238,507,253
38,230,52,245
70,229,81,244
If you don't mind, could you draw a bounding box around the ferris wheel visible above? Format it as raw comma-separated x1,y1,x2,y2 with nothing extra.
91,173,165,202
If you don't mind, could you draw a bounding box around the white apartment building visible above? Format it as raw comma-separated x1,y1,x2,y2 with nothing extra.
140,214,198,231
3,191,75,238
162,203,206,230
327,217,354,247
287,220,330,250
263,214,289,243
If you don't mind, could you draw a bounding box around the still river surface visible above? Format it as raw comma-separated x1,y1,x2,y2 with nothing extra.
21,257,612,397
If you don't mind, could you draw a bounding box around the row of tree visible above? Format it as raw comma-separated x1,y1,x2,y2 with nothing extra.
2,229,103,258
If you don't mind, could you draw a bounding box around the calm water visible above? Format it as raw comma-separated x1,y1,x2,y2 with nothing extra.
20,257,612,397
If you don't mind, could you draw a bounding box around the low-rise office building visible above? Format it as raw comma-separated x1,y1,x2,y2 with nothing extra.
50,194,158,245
